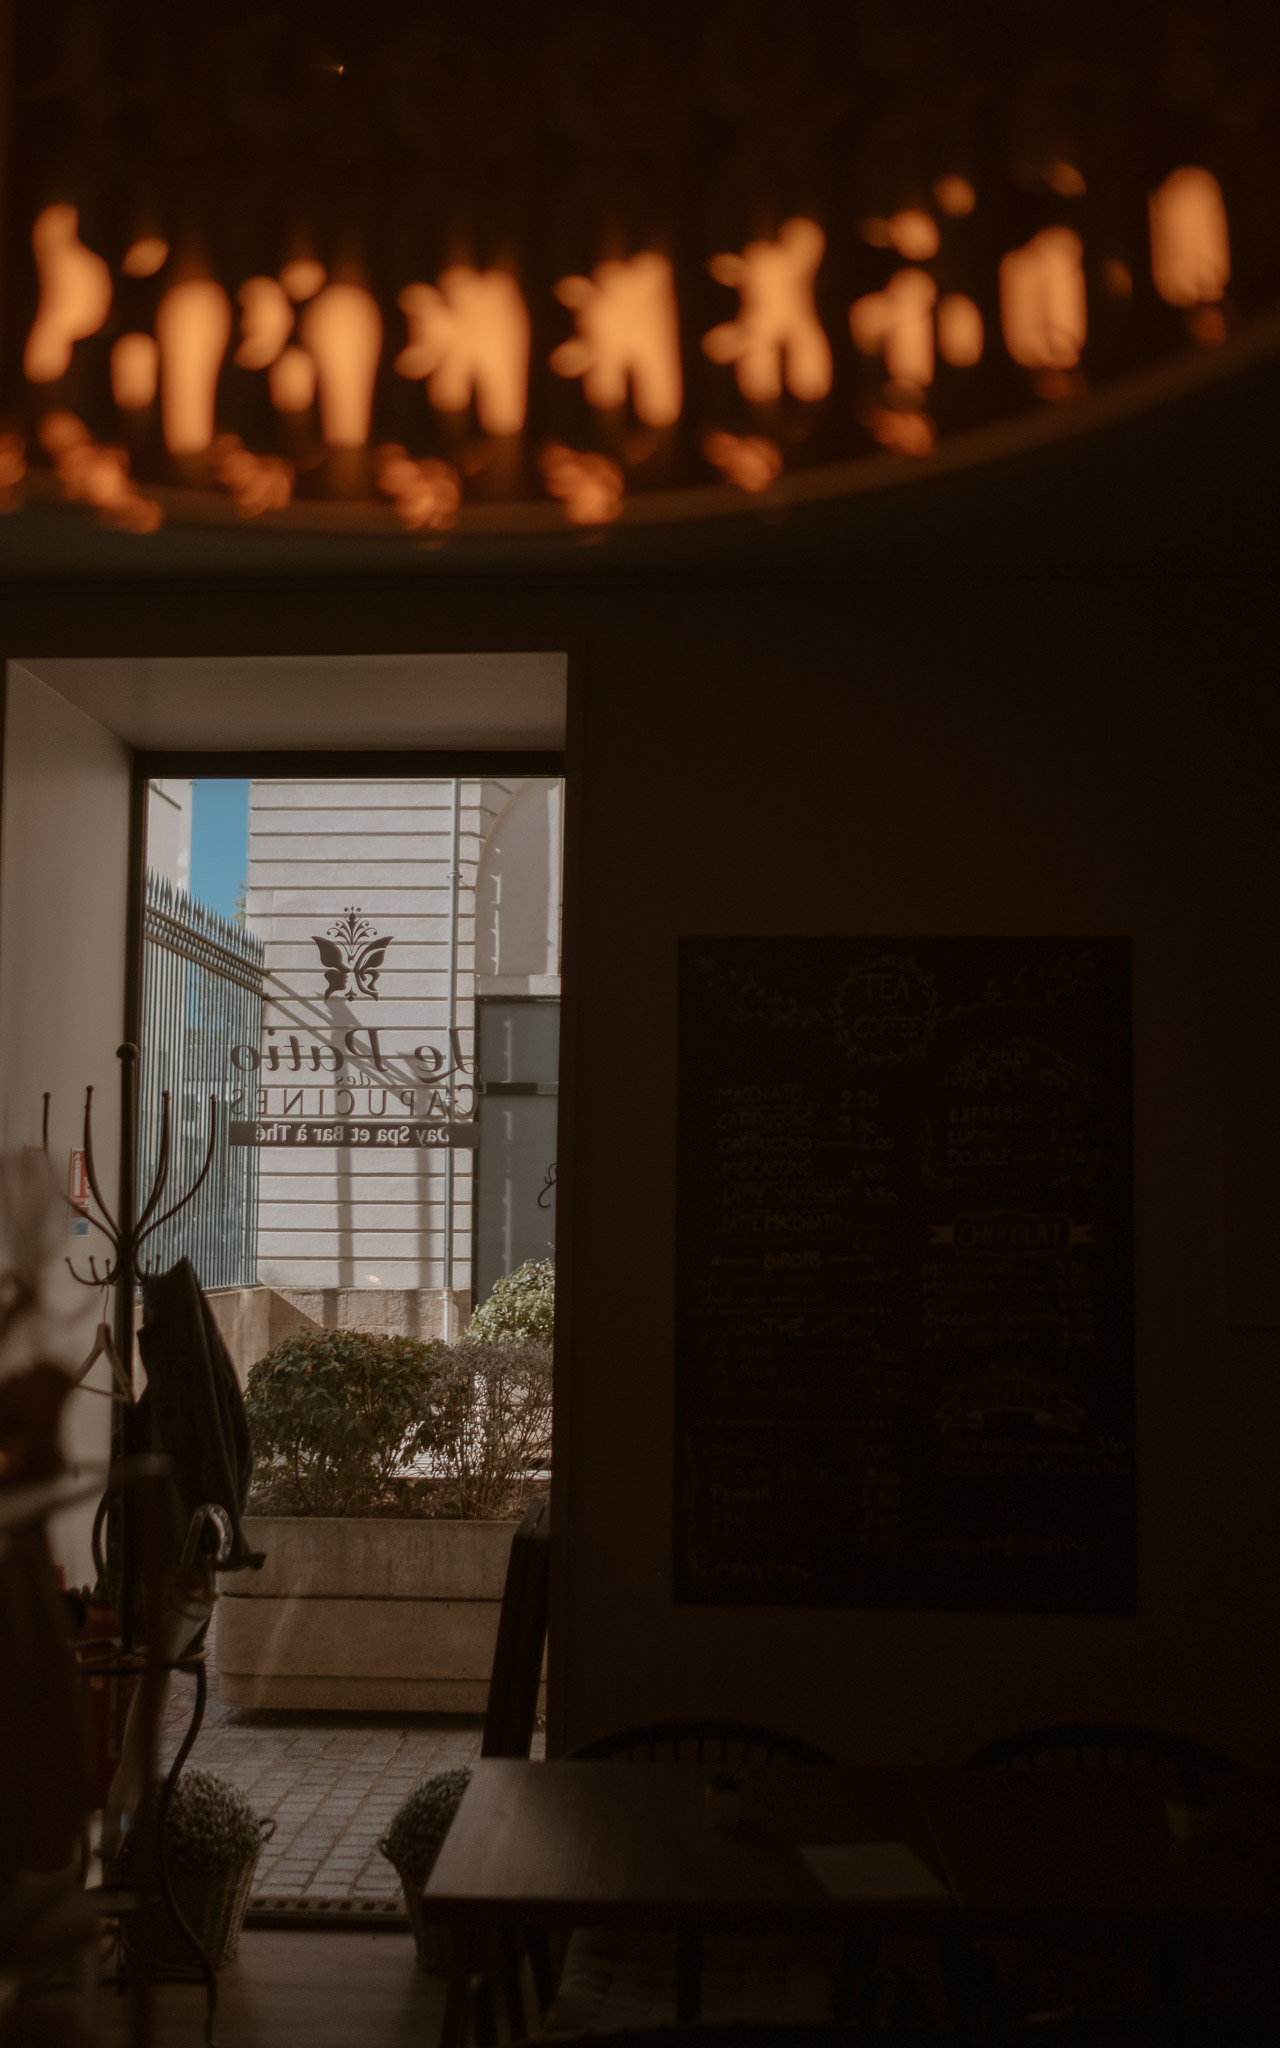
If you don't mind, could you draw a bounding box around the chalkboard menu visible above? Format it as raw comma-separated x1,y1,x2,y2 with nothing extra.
675,938,1134,1615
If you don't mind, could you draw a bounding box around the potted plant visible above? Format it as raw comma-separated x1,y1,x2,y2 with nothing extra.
119,1768,273,1979
378,1766,472,1971
217,1276,552,1711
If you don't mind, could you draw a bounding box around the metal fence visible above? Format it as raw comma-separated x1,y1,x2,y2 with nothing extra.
140,872,264,1289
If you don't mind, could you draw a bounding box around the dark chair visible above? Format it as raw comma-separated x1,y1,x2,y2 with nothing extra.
965,1722,1233,1777
566,1718,836,1767
480,1497,550,1760
961,1722,1240,2035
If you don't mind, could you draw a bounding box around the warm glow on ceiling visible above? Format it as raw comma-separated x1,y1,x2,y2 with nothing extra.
24,206,112,381
552,253,682,428
5,4,1267,539
704,219,832,403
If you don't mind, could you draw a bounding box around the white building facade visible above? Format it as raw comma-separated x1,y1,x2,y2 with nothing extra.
242,775,561,1336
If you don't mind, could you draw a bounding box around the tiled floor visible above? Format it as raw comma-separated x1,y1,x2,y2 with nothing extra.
159,1616,543,1913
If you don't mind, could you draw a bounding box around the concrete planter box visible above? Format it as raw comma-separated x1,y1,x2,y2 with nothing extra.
217,1515,544,1713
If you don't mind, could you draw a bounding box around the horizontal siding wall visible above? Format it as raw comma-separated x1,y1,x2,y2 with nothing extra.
246,777,517,1294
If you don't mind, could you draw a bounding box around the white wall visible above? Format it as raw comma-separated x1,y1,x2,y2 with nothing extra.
144,776,192,890
0,665,132,1585
246,776,488,1292
475,777,563,993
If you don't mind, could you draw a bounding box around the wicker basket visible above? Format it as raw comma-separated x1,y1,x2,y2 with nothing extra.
382,1852,453,1976
119,1817,275,1981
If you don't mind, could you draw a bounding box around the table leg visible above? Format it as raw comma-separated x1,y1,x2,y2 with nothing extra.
676,1928,703,2024
440,1925,485,2048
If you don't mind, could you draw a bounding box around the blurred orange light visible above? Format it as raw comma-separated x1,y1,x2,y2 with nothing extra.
397,268,530,435
704,219,832,403
701,430,782,493
299,284,382,446
236,277,294,370
110,332,159,408
155,278,232,453
937,294,984,367
1101,259,1133,298
123,236,168,278
539,444,624,525
1045,161,1087,198
269,345,316,412
375,446,462,530
24,205,113,381
39,409,161,530
0,431,27,505
850,268,937,385
1149,167,1229,308
888,211,939,260
551,253,681,427
866,407,935,455
933,176,976,218
999,227,1086,368
280,259,327,303
1185,304,1228,347
857,219,894,248
212,434,294,516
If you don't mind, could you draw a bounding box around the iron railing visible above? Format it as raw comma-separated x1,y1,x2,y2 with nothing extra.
139,872,264,1290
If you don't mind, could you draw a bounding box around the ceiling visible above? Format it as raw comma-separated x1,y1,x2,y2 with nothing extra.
12,653,567,749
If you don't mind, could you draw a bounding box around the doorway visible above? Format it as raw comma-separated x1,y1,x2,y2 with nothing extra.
0,652,567,1921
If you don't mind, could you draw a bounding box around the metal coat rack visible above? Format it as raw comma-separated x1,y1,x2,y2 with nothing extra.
42,1043,225,2039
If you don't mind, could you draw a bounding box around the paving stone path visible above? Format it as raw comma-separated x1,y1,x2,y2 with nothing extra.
159,1615,542,1915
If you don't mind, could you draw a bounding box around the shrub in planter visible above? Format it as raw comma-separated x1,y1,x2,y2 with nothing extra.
244,1329,465,1516
468,1257,554,1347
433,1338,552,1518
379,1767,471,1971
117,1768,273,1977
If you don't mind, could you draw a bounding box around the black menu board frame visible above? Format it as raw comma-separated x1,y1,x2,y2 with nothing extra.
675,937,1135,1615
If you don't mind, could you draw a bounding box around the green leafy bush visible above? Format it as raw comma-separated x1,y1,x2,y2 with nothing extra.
244,1330,464,1516
435,1338,552,1518
468,1257,555,1347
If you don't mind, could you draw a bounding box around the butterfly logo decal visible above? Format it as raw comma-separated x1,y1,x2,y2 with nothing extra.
312,907,391,1002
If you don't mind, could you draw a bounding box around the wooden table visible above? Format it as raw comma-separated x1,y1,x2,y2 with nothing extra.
424,1762,1280,2044
425,1762,953,2043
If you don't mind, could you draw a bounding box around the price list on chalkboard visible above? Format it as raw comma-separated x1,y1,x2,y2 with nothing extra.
675,937,1134,1614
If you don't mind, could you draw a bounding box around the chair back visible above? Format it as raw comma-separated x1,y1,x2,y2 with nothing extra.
480,1498,550,1758
965,1721,1233,1776
566,1718,835,1766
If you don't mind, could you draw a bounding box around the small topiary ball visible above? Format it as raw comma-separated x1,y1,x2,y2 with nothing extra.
379,1767,472,1887
163,1768,264,1872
